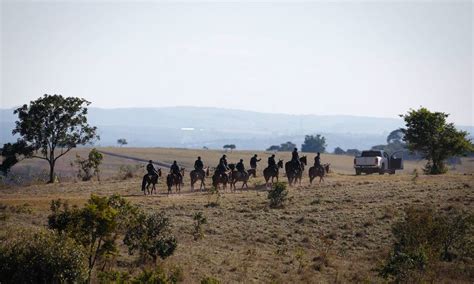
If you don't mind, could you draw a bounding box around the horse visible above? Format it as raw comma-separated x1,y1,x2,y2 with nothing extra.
190,167,210,191
263,160,283,188
212,172,229,191
141,169,162,195
247,168,257,178
166,168,185,194
230,170,250,191
284,156,307,186
309,163,330,184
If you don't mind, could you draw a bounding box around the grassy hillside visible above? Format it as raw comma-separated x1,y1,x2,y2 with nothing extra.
1,148,473,283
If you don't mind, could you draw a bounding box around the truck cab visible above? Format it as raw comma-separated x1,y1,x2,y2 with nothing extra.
354,150,403,175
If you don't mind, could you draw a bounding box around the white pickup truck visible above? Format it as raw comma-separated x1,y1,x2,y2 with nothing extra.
354,150,403,175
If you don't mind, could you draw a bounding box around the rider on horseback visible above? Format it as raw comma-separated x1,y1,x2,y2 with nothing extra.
147,160,159,177
250,154,261,170
268,154,277,171
170,161,182,180
291,148,302,171
236,159,247,176
314,152,322,167
216,160,228,178
219,155,229,170
194,156,204,172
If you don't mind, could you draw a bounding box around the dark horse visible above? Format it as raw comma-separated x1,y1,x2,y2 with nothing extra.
263,160,283,188
309,163,330,184
141,169,162,195
247,168,257,178
285,156,307,186
166,168,185,194
227,164,249,191
212,171,229,191
190,167,210,191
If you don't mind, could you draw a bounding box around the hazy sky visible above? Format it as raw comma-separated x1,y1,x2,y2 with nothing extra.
1,0,472,125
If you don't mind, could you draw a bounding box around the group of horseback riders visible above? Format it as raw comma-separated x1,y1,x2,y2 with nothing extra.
145,148,324,180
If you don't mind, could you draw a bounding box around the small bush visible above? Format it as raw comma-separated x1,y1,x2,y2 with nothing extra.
118,164,141,180
124,211,178,263
379,206,473,282
131,265,183,284
0,228,86,283
193,212,207,241
268,182,288,208
75,148,103,181
97,270,131,284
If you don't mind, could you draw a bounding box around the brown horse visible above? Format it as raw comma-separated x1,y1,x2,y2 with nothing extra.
141,169,162,195
166,168,185,194
212,171,229,191
263,160,283,188
190,167,209,191
285,156,307,186
309,164,330,184
230,170,249,191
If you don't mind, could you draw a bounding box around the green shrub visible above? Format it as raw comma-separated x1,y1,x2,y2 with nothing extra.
0,228,86,283
268,182,288,208
75,148,103,181
48,194,140,281
124,211,178,263
379,206,473,282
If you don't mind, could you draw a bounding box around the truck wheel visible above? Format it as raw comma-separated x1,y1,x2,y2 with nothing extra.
379,164,385,175
355,169,361,175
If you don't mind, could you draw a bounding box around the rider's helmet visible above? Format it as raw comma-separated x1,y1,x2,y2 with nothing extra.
271,154,275,157
173,160,177,164
198,156,201,160
254,154,258,157
317,152,320,155
294,148,298,151
149,160,153,163
223,154,227,158
240,159,243,162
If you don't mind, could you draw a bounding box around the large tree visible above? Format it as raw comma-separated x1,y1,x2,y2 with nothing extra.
11,94,98,182
301,134,327,153
401,107,472,174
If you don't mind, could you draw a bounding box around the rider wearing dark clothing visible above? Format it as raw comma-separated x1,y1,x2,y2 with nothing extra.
194,157,204,171
219,155,229,170
291,148,300,162
268,155,276,169
250,154,261,169
236,159,247,176
170,161,182,180
291,148,303,171
216,161,227,177
314,152,321,167
147,160,158,176
314,152,323,172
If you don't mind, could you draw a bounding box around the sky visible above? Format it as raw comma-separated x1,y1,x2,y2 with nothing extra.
1,0,472,125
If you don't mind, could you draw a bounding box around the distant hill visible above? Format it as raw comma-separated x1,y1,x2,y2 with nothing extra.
1,107,472,151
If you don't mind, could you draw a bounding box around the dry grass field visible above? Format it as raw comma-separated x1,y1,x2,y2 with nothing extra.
1,147,473,283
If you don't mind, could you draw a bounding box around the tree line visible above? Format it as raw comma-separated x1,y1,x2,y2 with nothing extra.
0,94,472,178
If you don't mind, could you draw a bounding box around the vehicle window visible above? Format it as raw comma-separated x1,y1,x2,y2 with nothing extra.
361,151,381,157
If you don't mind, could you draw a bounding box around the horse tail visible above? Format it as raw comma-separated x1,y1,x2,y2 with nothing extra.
141,175,147,191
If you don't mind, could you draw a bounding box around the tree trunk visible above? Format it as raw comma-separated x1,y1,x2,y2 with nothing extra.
48,160,56,183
